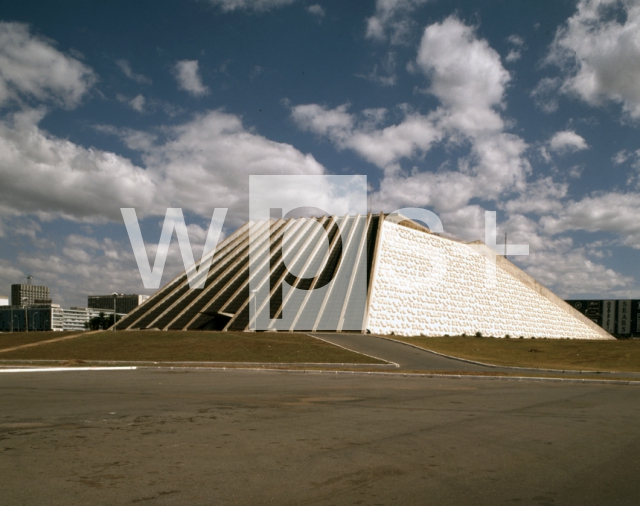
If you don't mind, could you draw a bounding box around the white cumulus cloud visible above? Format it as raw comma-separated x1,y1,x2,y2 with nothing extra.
117,93,146,112
173,60,209,97
548,0,640,119
0,108,157,222
549,130,589,153
293,17,530,217
541,192,640,249
115,59,151,84
416,17,511,135
203,0,298,12
365,0,434,44
0,107,328,226
0,22,96,109
307,4,325,17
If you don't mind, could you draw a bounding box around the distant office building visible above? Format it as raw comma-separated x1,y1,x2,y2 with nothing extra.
0,304,126,332
63,307,101,332
0,296,8,306
88,294,149,315
0,304,59,332
51,304,65,331
64,307,125,332
11,284,50,306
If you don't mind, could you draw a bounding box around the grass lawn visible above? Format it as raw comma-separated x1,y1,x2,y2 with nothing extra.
0,331,86,350
0,331,385,364
390,335,640,372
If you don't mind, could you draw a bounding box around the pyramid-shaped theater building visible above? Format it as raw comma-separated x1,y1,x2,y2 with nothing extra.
115,213,612,340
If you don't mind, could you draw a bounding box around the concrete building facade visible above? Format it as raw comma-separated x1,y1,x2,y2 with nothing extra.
0,305,126,332
88,294,149,315
11,284,50,306
114,214,612,340
0,305,58,332
64,307,106,332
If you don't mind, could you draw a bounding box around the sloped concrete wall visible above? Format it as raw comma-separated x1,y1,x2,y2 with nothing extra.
366,221,613,339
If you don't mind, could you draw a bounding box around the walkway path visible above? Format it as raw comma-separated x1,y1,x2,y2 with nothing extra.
312,333,494,372
312,333,640,378
0,331,100,354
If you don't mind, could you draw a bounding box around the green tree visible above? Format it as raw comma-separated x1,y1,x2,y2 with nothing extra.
85,312,115,330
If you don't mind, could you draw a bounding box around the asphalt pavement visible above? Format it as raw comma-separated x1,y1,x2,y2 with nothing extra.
2,369,640,505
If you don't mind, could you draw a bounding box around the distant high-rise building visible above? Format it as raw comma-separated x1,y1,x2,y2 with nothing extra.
88,294,149,315
11,284,50,306
0,296,8,306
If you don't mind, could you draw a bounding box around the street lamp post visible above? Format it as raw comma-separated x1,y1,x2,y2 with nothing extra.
111,293,118,332
250,289,258,331
21,297,28,333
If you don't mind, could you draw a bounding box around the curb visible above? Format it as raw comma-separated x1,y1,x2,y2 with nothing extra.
130,365,640,385
305,333,399,367
0,366,137,373
0,359,396,368
2,362,639,385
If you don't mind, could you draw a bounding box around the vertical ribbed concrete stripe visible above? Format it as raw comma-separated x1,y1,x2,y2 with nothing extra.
288,215,348,331
311,214,360,332
314,214,366,331
182,220,277,330
131,221,250,330
248,217,322,330
221,218,307,330
217,219,290,315
266,216,330,326
171,223,256,330
362,212,385,332
337,214,371,332
115,221,251,330
163,221,267,330
145,224,256,330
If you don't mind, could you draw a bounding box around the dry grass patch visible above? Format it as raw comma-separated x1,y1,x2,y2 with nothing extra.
0,331,86,350
390,335,640,372
0,331,385,364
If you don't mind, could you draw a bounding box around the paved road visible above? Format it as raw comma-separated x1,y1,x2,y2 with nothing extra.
312,333,495,372
2,368,640,505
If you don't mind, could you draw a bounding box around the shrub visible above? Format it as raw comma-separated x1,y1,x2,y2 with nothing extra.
475,331,483,338
505,334,511,339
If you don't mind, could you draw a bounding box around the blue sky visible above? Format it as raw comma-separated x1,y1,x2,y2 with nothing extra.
1,0,639,307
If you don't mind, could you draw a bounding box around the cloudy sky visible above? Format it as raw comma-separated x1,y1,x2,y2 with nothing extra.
1,0,639,307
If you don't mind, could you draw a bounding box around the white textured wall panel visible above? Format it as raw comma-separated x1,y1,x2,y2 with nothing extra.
367,221,611,339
